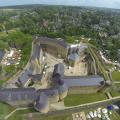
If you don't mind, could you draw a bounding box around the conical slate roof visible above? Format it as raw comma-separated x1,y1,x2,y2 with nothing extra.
34,92,49,113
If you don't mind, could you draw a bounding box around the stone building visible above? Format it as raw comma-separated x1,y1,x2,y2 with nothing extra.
34,37,69,58
0,88,37,107
29,41,44,74
0,63,105,113
34,92,49,113
52,63,68,100
17,69,33,87
63,75,105,94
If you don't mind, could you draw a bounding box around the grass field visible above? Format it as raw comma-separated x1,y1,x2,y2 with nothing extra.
8,108,36,120
112,71,120,81
0,102,14,120
110,111,120,120
111,91,120,97
35,114,72,120
0,80,4,86
64,93,107,107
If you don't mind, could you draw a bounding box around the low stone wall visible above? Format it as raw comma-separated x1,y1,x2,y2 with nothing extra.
68,86,100,94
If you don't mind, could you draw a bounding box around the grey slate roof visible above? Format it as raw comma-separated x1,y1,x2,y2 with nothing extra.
34,92,49,112
18,69,33,86
37,88,59,98
63,75,105,87
53,63,65,77
34,37,68,49
30,74,42,82
0,88,37,102
30,43,41,61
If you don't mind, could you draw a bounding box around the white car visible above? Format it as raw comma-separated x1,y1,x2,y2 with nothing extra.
94,110,97,117
86,114,91,119
89,111,94,118
98,114,101,118
97,108,101,114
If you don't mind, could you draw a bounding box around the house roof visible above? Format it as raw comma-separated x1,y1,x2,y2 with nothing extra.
30,43,41,61
37,88,59,97
0,88,37,102
53,63,65,77
63,75,105,87
34,92,49,112
18,69,32,86
30,74,42,82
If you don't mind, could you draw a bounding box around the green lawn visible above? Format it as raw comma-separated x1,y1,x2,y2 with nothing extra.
111,91,120,97
111,111,120,120
36,114,72,120
112,71,120,81
8,108,36,120
0,102,14,120
0,80,4,86
64,93,107,107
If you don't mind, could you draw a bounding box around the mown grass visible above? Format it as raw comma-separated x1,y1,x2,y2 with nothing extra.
8,108,36,120
64,93,107,107
111,111,120,120
0,102,14,120
112,71,120,81
111,91,120,97
38,114,72,120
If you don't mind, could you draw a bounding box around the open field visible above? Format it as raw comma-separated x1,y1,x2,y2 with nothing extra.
0,102,14,120
110,111,120,120
8,108,36,120
111,91,120,97
64,93,107,107
0,80,4,86
112,71,120,81
31,114,72,120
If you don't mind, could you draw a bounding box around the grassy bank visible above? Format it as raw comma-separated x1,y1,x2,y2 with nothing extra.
87,43,109,80
8,108,36,120
111,91,120,97
64,93,107,107
112,71,120,81
0,102,14,120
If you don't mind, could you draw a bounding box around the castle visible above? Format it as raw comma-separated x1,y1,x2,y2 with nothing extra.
0,37,106,113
